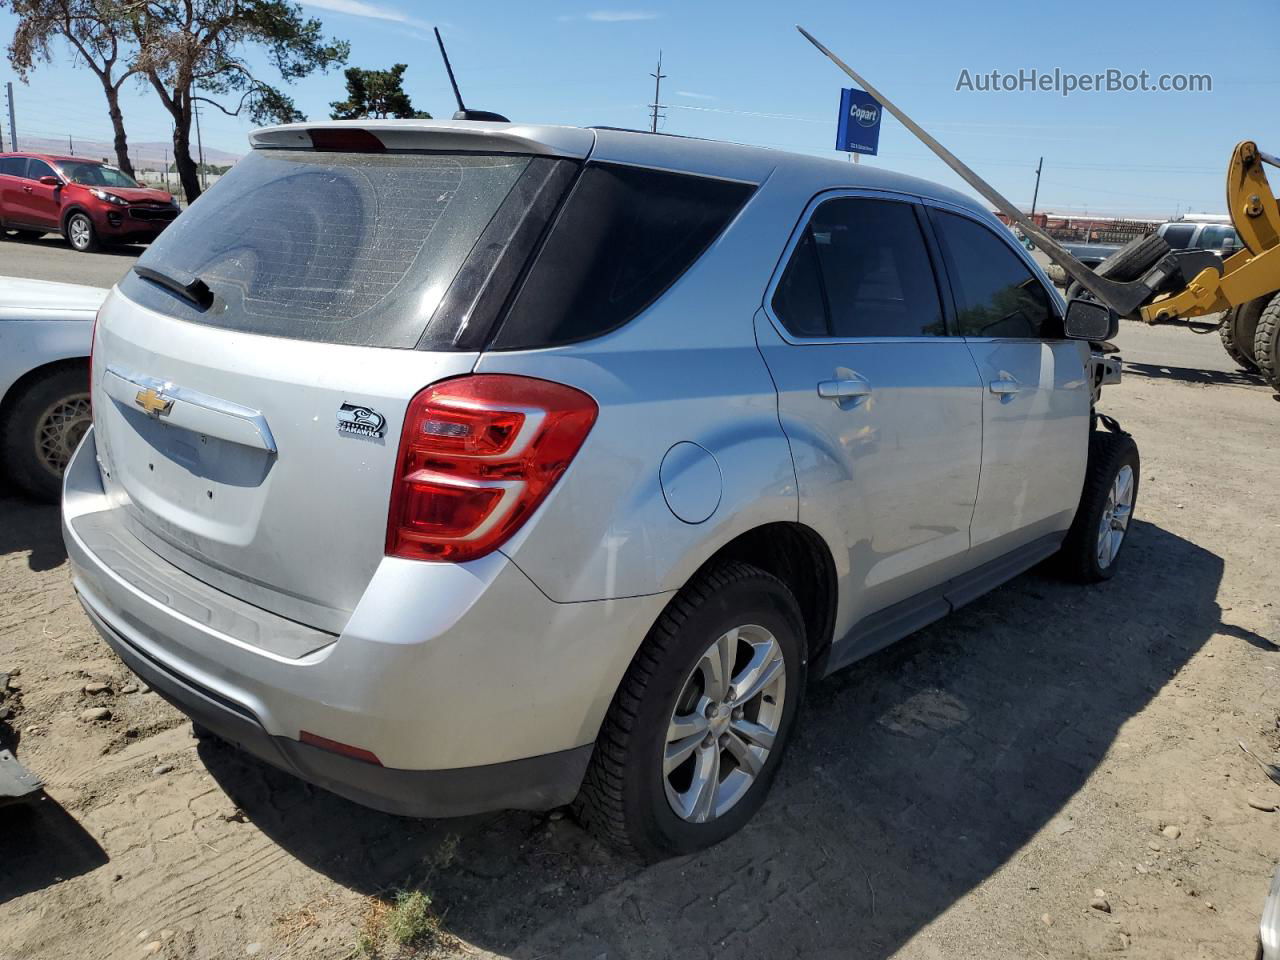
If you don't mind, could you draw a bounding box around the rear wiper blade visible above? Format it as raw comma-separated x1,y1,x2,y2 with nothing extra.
132,265,214,310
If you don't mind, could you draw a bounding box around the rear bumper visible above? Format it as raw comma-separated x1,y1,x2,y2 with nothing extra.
86,601,590,817
63,427,668,816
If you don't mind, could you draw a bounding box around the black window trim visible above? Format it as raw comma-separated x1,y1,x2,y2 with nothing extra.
762,188,956,345
919,197,1066,342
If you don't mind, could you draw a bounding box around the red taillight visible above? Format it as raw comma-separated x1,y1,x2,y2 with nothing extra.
386,375,598,563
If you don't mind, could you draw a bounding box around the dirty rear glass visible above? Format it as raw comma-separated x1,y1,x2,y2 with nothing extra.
119,150,531,348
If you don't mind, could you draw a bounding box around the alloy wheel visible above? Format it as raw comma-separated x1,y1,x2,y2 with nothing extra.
34,393,91,477
1096,464,1134,569
69,215,92,250
663,624,786,823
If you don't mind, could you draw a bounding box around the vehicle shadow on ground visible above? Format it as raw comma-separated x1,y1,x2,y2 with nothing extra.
0,491,66,572
0,794,110,906
200,518,1222,959
1124,359,1271,389
4,235,146,258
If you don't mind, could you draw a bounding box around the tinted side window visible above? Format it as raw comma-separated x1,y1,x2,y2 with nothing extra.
0,157,26,177
771,198,945,338
25,159,56,181
492,163,755,350
1160,223,1196,249
770,227,828,336
931,210,1058,339
1194,224,1235,249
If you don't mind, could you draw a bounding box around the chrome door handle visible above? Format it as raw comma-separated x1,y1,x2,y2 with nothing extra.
988,377,1021,395
817,378,872,400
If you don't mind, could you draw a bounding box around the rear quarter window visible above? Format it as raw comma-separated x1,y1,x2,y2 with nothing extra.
489,163,755,350
1160,223,1196,249
119,150,532,349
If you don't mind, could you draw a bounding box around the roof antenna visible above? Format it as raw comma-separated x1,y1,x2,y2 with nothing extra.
434,27,509,123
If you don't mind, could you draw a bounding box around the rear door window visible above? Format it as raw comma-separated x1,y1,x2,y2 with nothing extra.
1193,224,1235,249
490,163,755,350
119,150,533,349
771,197,946,338
930,209,1060,339
1160,223,1196,249
0,157,27,177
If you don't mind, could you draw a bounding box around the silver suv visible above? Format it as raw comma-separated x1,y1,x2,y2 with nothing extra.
63,120,1138,860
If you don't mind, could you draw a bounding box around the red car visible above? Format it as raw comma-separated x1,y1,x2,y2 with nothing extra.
0,153,179,252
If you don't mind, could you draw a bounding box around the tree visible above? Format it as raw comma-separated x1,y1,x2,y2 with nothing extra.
330,63,431,120
132,1,349,203
3,0,140,177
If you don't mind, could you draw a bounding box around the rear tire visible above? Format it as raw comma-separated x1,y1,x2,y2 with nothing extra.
1233,295,1268,368
0,365,91,502
1219,307,1257,371
1253,293,1280,391
573,562,806,861
1057,429,1140,583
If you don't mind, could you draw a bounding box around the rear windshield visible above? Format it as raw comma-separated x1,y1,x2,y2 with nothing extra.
120,150,530,348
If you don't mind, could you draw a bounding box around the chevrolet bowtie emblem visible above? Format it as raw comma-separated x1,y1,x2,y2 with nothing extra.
134,387,174,418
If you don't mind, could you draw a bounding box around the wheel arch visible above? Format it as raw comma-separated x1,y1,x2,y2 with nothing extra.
682,521,838,677
60,204,96,237
0,355,89,424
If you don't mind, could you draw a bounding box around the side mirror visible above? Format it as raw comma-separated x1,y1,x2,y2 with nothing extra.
38,175,61,187
1063,296,1118,341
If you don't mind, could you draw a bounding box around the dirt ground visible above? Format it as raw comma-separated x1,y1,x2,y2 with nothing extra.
1,321,1278,960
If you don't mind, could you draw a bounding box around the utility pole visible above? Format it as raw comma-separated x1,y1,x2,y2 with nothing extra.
648,52,666,134
1030,156,1043,217
68,134,74,156
5,82,16,152
194,97,207,191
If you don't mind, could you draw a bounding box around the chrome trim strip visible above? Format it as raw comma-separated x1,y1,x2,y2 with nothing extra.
102,364,277,453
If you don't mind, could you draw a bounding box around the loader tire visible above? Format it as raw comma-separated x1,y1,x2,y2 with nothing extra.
1066,233,1171,303
1219,307,1256,371
1253,293,1280,390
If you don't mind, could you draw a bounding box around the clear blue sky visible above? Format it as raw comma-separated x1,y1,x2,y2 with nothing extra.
1,0,1275,217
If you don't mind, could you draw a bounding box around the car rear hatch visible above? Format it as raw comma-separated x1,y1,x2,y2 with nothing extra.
91,123,591,633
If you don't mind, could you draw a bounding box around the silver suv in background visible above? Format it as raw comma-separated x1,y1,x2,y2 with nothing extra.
1156,217,1242,257
63,120,1138,860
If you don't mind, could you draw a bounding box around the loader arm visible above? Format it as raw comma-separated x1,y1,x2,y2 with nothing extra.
796,27,1280,327
1139,142,1280,323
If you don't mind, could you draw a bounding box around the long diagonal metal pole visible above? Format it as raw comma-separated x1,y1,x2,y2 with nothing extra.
795,25,1147,315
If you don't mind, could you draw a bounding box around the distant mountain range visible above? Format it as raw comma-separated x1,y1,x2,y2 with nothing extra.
11,136,242,170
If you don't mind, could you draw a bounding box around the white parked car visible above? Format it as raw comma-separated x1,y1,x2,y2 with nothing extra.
0,276,105,500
